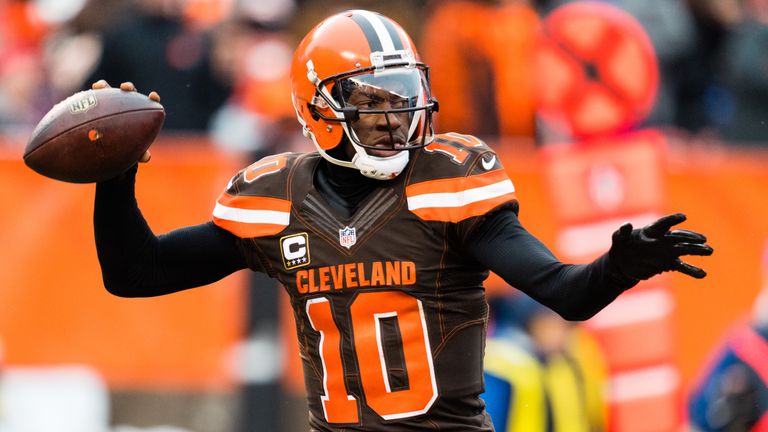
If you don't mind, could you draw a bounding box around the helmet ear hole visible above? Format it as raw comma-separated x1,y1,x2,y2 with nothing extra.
309,103,320,121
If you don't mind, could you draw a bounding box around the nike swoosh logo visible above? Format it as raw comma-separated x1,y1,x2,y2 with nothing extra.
481,155,496,170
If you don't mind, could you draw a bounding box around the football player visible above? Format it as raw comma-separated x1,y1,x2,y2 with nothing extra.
92,10,713,432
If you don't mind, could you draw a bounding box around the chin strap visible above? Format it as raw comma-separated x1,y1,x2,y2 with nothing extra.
344,121,409,180
310,127,410,180
350,143,409,180
315,143,408,180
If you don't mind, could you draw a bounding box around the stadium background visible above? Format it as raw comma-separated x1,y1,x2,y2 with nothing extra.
1,0,767,430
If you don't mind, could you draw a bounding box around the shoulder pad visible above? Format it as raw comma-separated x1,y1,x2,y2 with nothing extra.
406,133,517,222
212,152,305,238
411,133,507,180
225,152,305,198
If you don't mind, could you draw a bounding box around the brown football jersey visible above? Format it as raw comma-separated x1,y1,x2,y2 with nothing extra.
212,133,517,431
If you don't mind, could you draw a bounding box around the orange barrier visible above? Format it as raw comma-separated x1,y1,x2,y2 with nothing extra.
537,130,680,430
0,138,246,391
2,135,767,406
492,137,768,401
663,142,768,389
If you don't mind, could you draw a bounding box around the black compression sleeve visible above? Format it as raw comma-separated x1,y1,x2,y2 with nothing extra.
94,167,247,297
467,209,637,321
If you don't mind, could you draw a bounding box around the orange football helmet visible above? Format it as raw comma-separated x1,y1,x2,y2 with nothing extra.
290,10,438,179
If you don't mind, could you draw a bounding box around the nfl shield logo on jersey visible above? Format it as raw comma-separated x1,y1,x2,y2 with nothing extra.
339,226,356,249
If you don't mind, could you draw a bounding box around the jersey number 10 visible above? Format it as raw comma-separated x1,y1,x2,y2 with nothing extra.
306,290,438,423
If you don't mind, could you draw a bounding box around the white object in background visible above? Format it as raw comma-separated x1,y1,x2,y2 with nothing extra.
0,365,109,432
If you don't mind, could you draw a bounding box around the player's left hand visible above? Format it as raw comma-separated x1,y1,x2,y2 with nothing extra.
609,213,713,280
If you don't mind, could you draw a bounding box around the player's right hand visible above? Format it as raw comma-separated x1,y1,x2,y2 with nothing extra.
91,79,160,163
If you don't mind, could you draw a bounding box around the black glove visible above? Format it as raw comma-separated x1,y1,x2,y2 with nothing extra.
609,213,713,280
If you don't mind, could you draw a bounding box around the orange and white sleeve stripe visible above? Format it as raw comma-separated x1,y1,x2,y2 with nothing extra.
406,169,516,222
212,192,291,238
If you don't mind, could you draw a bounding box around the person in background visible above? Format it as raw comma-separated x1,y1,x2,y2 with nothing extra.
711,0,768,143
84,0,230,131
673,0,742,136
420,0,539,141
0,0,55,137
689,241,768,431
483,294,608,431
206,13,308,159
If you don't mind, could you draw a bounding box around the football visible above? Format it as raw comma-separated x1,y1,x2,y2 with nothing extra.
23,88,165,183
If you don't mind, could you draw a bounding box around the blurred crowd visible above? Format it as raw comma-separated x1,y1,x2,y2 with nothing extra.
0,0,307,157
2,0,768,156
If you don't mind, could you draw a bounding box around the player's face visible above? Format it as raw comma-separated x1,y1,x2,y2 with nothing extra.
333,68,428,158
346,85,410,157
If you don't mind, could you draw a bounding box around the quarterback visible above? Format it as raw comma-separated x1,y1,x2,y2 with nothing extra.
93,10,713,431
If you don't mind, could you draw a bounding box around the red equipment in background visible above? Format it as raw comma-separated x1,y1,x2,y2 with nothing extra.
536,1,658,140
